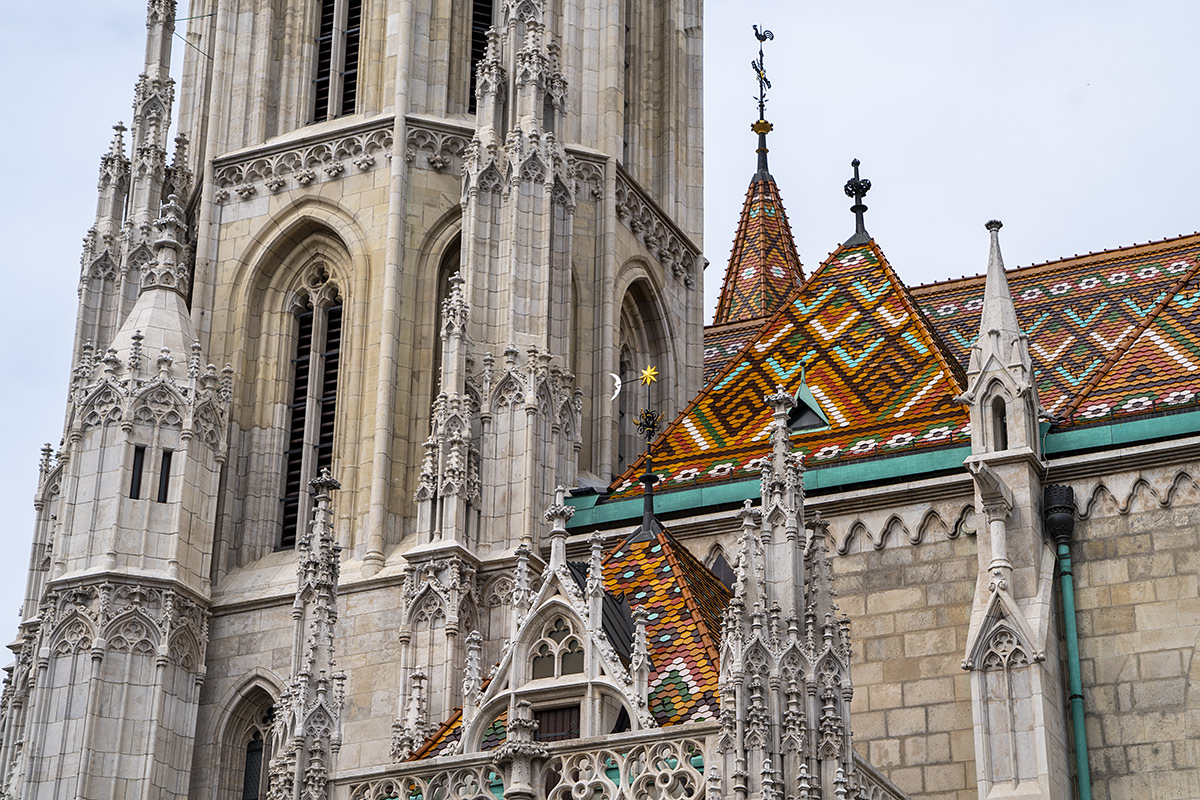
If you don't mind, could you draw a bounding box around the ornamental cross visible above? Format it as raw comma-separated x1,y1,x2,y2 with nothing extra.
752,25,774,120
844,158,872,242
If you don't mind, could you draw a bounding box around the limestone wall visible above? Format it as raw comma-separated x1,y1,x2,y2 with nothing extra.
1068,466,1200,800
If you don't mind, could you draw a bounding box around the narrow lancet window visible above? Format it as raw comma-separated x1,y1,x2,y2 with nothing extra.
156,450,173,503
130,445,146,499
313,0,364,122
281,288,342,548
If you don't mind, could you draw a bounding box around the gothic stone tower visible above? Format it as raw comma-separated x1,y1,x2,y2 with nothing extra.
1,0,703,797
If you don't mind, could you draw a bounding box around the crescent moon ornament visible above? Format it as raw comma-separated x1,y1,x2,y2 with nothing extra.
610,373,622,402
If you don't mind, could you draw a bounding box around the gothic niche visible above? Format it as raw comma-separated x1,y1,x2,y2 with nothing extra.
979,626,1034,784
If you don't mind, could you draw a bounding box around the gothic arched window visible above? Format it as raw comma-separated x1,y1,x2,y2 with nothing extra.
313,0,363,121
530,616,585,679
221,688,275,800
280,266,342,548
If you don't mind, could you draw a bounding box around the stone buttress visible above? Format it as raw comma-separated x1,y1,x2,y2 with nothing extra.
959,221,1070,800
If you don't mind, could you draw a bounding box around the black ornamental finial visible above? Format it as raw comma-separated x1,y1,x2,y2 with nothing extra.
843,158,872,246
750,26,775,180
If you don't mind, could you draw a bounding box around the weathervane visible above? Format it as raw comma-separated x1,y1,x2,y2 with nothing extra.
843,158,872,245
751,25,774,121
750,26,776,180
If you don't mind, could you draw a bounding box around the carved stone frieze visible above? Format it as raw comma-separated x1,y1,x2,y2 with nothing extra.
614,170,700,287
405,126,470,174
213,122,394,202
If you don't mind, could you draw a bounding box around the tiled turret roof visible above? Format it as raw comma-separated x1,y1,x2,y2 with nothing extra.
712,174,805,326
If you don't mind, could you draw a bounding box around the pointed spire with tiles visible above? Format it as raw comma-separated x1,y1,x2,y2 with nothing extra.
712,31,804,326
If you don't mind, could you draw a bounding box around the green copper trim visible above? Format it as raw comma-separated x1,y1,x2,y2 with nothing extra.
566,446,971,529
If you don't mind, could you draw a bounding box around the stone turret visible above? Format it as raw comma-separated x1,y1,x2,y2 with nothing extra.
960,222,1069,800
0,195,231,799
73,0,183,367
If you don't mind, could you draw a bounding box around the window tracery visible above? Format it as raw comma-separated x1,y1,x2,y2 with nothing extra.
529,616,584,679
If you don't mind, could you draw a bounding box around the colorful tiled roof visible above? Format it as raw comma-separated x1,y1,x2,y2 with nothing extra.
603,525,730,726
704,320,762,385
613,241,970,498
712,175,805,325
914,234,1200,420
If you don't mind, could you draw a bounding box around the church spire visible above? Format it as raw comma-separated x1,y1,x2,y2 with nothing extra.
711,27,804,326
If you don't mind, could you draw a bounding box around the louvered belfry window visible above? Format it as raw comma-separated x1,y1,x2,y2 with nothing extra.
467,0,492,113
313,0,363,122
281,293,342,548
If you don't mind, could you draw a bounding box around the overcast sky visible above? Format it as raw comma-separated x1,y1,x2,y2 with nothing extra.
1,3,1198,647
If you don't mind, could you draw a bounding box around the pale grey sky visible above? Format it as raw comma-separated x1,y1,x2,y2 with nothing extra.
1,2,1198,648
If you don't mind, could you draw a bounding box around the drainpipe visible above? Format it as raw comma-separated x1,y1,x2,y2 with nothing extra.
1044,485,1092,800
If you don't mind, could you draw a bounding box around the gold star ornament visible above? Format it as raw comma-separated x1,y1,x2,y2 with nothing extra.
639,365,659,386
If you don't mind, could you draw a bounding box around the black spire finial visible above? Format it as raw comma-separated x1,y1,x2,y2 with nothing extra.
751,25,775,181
635,408,663,534
843,158,872,245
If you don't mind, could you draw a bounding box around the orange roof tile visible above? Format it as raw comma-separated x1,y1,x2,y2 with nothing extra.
712,175,805,325
613,240,969,498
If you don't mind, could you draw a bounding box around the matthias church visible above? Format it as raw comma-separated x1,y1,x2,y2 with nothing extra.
2,1,1197,799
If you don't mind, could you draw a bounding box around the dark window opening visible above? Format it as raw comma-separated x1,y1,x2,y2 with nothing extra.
281,304,314,547
313,0,336,121
156,450,173,503
534,705,580,742
313,0,363,122
340,0,362,116
787,402,825,432
241,731,264,800
130,445,146,500
709,551,736,591
281,297,341,548
560,639,584,675
531,643,555,679
610,707,631,734
992,395,1009,451
468,0,492,113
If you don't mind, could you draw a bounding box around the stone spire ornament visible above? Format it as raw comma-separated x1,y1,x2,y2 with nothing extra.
843,159,872,246
268,469,347,800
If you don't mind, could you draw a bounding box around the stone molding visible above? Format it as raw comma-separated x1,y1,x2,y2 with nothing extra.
615,167,701,287
212,118,395,202
405,122,471,175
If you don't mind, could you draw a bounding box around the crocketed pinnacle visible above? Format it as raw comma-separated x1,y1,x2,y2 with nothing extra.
712,140,805,325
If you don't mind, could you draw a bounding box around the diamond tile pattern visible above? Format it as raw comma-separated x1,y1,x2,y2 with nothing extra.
614,241,969,498
712,176,805,325
915,235,1200,419
603,525,730,726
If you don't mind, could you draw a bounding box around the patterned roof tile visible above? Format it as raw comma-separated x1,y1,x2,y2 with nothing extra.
613,240,970,498
603,525,730,726
914,234,1200,418
712,175,805,325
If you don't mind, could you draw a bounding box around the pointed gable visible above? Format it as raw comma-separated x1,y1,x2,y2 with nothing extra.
603,526,730,726
614,241,969,498
916,233,1200,418
712,175,805,325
